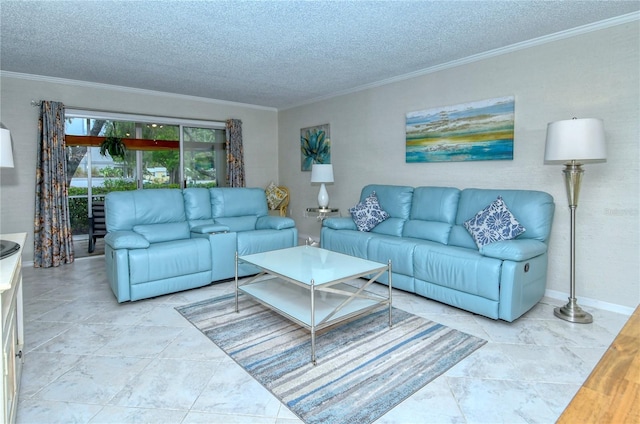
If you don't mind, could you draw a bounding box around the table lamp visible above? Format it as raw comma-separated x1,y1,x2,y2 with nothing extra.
544,117,606,323
310,164,334,210
0,123,21,259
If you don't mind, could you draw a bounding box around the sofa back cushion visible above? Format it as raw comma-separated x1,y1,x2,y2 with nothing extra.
404,187,460,244
183,188,214,228
105,189,187,233
449,188,555,249
359,185,414,236
209,187,268,231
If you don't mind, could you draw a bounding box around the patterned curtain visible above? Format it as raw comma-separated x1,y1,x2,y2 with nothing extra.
225,118,245,187
34,101,74,267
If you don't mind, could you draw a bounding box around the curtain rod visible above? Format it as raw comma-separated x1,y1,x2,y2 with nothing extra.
30,100,227,129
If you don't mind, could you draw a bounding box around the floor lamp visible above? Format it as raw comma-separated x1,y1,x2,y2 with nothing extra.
544,117,606,324
0,123,21,259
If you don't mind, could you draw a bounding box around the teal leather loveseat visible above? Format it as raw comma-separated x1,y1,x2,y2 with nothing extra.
321,184,555,321
104,188,298,302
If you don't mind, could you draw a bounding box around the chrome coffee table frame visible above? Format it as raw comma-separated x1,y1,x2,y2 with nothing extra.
235,246,392,365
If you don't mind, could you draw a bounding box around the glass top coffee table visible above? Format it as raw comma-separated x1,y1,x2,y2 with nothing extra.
235,245,392,365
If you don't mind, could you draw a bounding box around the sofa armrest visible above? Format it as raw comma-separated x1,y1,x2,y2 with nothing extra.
190,223,230,234
480,239,547,261
104,231,150,249
256,216,295,230
322,217,357,231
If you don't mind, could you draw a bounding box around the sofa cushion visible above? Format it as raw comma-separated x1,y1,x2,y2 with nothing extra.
237,229,296,255
349,191,390,232
106,189,187,232
215,216,258,232
451,189,554,249
361,184,413,219
320,228,373,260
410,187,460,223
128,238,212,284
265,182,288,210
183,188,213,221
104,231,150,249
133,222,191,243
413,243,502,301
463,196,526,248
210,187,269,218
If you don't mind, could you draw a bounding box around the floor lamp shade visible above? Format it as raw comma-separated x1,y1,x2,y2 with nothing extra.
544,117,606,324
0,125,15,168
544,118,606,164
311,164,334,209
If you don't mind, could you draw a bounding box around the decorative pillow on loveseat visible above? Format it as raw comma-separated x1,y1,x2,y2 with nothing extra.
349,191,390,232
265,182,288,210
463,196,526,248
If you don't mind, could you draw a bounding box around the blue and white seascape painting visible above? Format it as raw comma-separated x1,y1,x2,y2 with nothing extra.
406,96,515,163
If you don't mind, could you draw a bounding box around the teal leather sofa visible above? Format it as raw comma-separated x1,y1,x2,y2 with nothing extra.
321,184,555,321
104,188,297,302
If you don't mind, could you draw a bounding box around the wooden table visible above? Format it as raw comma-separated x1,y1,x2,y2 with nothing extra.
557,305,640,423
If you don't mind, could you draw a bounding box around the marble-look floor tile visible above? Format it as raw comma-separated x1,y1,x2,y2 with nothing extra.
192,359,282,417
19,352,84,398
33,299,108,323
83,300,159,326
499,344,593,385
31,323,126,355
35,356,152,404
110,358,218,410
376,376,466,424
93,325,184,357
448,377,558,423
158,326,228,361
15,256,629,424
182,411,283,423
23,320,72,352
16,399,103,424
88,405,187,423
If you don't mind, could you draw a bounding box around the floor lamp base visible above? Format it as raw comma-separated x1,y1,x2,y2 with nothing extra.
554,299,593,324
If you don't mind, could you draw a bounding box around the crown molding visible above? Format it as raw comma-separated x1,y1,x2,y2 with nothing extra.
282,11,640,111
0,71,278,112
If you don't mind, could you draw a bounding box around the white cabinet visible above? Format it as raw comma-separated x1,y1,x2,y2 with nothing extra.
0,233,25,424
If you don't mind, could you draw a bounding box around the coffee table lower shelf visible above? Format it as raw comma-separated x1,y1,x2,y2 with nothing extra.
237,276,391,365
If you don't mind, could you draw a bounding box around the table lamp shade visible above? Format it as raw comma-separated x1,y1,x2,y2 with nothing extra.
0,126,15,168
544,118,606,163
310,164,334,183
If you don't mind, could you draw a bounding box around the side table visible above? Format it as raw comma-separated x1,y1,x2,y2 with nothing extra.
305,207,340,222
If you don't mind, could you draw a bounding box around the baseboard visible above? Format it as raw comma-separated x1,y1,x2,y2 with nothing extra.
544,289,635,316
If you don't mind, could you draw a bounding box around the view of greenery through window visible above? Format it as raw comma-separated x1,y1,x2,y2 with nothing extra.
66,117,226,236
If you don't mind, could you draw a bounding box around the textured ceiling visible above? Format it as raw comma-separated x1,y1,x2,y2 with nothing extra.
1,1,638,109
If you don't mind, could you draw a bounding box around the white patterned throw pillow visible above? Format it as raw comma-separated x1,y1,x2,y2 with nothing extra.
463,196,526,248
349,191,390,232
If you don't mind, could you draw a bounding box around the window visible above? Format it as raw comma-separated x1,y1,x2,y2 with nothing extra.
65,111,225,237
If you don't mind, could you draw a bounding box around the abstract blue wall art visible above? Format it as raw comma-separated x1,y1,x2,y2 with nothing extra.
406,96,515,163
301,123,331,171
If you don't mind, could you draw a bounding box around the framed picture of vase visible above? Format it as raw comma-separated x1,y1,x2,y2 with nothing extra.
406,96,515,163
300,123,330,171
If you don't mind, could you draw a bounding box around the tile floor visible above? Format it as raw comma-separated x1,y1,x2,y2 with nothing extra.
16,256,630,423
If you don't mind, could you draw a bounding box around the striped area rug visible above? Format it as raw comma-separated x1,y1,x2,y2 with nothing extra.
176,292,486,424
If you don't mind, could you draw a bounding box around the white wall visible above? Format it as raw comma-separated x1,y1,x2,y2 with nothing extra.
0,75,279,260
278,22,639,310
